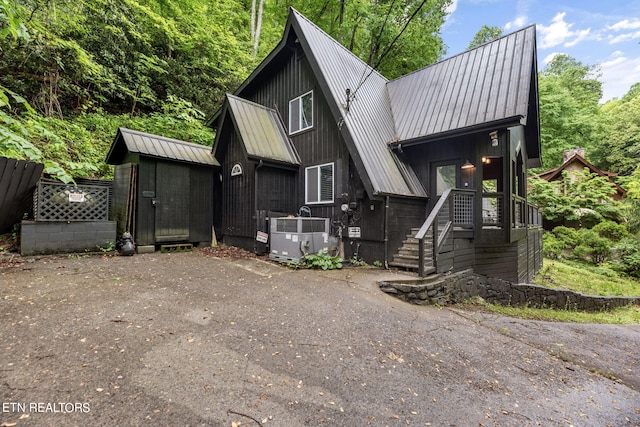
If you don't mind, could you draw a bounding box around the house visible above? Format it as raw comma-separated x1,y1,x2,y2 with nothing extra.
208,8,543,283
106,128,218,250
537,147,626,201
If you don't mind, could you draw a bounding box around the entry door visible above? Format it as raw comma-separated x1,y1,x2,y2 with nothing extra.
155,162,190,242
430,162,458,208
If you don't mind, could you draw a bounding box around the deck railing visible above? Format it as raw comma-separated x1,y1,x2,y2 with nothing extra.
415,189,542,277
415,189,475,277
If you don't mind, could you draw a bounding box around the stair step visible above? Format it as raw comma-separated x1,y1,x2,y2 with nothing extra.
388,260,420,270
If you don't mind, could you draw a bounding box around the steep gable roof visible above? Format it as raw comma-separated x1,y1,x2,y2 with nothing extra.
287,9,426,198
388,26,537,142
209,8,541,195
215,94,300,166
106,128,218,166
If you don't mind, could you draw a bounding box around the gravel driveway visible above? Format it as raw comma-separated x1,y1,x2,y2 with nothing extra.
1,251,638,426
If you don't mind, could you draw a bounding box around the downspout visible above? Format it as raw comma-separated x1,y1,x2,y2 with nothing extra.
254,159,264,253
384,195,390,269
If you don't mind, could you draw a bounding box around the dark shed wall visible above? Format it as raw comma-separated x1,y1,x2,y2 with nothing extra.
135,157,156,246
189,165,214,245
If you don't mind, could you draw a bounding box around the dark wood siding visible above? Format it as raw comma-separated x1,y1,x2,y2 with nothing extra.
0,157,44,233
155,161,190,242
221,128,254,240
474,243,519,283
135,157,156,246
256,166,298,215
387,197,427,262
238,50,348,223
189,165,214,245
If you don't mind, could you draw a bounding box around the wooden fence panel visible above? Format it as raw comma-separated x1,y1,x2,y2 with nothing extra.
0,157,44,233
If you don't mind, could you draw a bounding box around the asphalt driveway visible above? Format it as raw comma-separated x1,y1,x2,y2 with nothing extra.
1,251,639,426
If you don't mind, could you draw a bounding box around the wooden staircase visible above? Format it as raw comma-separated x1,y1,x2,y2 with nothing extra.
389,228,435,274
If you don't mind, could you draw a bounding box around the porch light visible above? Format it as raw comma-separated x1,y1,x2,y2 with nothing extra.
482,156,491,164
461,160,475,170
490,130,499,147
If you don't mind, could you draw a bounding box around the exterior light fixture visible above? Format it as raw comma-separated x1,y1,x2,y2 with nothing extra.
490,130,499,147
461,160,475,170
482,156,491,164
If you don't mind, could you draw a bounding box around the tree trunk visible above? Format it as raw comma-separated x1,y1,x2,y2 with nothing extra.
253,0,265,55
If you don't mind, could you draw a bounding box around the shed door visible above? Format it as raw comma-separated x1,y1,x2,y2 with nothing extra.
155,162,190,242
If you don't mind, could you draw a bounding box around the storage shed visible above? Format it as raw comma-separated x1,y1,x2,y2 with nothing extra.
106,128,219,249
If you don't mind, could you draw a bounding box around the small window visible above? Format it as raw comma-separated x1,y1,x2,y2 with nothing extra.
230,163,243,177
305,162,333,204
289,91,313,134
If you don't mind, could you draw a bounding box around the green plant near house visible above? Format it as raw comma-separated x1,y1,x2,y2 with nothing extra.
349,255,368,267
298,251,343,270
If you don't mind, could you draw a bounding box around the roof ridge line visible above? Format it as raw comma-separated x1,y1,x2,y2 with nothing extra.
118,127,211,150
388,24,536,84
290,7,388,82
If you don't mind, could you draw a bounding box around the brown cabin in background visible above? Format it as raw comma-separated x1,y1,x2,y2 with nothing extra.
536,147,627,201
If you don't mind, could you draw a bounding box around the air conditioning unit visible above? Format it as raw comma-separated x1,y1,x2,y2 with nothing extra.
269,217,331,263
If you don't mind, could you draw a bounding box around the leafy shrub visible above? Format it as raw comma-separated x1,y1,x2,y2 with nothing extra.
552,226,579,247
572,229,611,264
542,232,565,259
298,251,343,270
592,220,629,241
612,237,640,278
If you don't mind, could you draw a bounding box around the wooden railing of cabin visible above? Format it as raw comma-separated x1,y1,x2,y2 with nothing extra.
415,189,475,277
416,190,542,277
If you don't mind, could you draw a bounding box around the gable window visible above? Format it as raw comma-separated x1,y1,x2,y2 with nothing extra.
289,91,313,134
306,162,333,204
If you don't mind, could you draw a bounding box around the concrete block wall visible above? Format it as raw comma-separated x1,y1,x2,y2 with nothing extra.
21,220,116,256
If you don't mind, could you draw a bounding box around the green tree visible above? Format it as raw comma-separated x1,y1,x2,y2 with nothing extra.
598,84,640,175
537,54,604,170
467,25,502,49
256,0,451,80
529,168,621,227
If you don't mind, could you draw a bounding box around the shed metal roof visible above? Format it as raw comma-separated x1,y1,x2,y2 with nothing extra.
387,25,537,142
106,128,219,166
226,94,300,165
288,9,427,198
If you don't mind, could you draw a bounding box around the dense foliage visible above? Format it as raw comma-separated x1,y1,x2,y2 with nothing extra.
1,0,639,205
2,0,453,180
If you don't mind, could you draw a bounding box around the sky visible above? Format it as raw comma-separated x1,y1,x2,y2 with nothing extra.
441,0,640,102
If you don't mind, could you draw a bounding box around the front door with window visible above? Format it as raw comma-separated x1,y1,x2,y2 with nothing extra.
430,162,458,210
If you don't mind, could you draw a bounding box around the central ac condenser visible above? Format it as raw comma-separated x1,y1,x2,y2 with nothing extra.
269,217,331,263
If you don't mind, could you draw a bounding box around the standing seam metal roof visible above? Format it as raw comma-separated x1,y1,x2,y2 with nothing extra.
290,10,427,198
107,128,219,166
225,95,300,165
387,25,536,141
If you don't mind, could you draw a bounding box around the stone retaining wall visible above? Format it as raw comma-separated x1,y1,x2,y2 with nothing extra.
379,269,640,312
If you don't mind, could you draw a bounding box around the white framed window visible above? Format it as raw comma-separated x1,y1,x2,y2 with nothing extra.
305,162,334,204
289,90,313,134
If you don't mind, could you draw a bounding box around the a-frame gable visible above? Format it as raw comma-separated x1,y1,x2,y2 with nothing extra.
289,9,426,198
387,25,541,166
209,8,426,199
213,94,300,168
